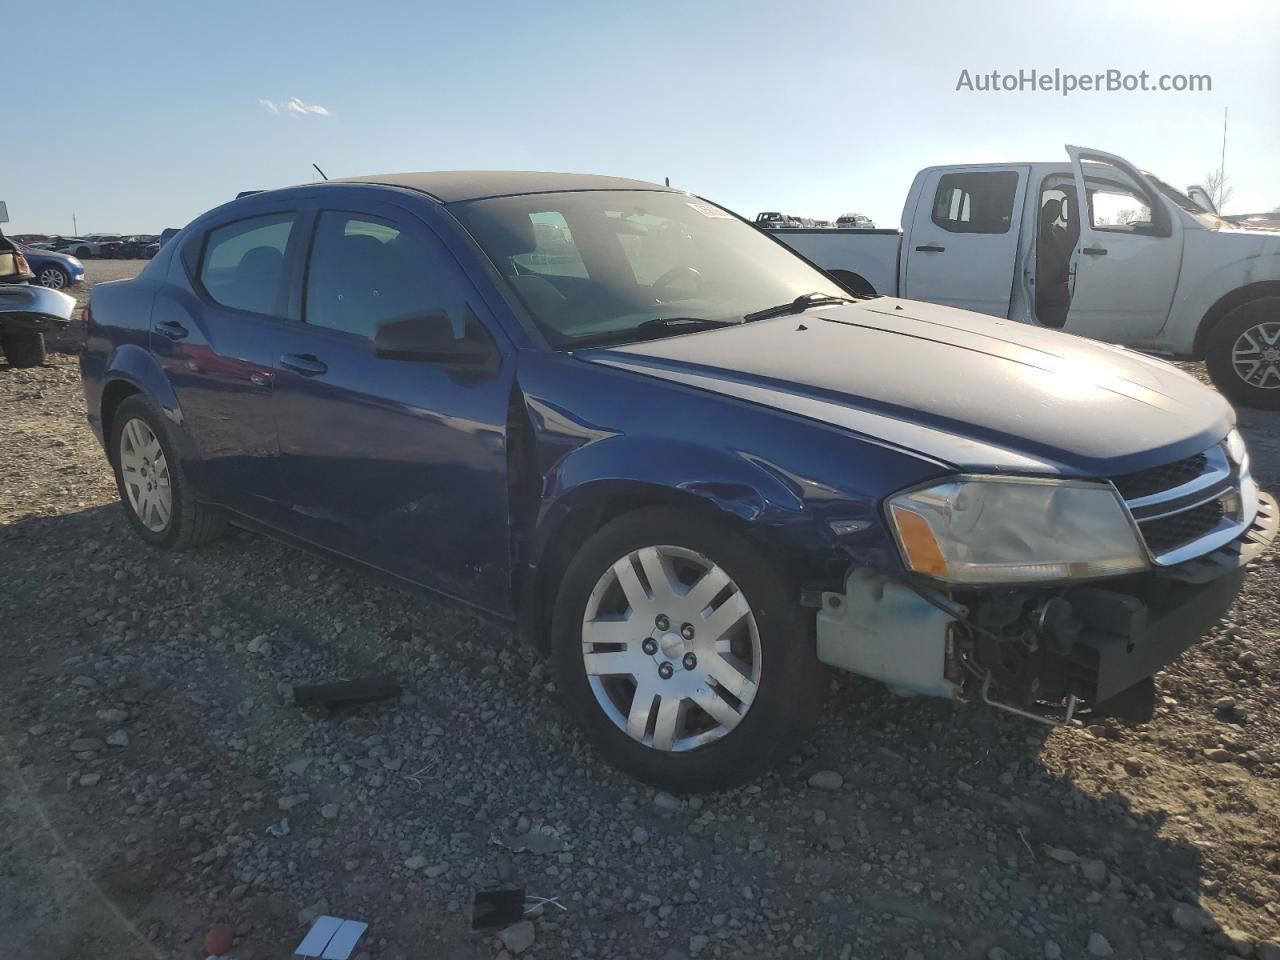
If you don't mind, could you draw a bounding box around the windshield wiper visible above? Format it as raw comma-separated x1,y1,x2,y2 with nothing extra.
742,292,856,323
565,317,735,350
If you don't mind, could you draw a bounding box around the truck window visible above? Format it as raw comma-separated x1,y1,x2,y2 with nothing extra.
931,171,1019,234
1087,182,1153,232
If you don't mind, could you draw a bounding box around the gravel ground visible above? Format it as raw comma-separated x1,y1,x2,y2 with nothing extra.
2,261,1279,960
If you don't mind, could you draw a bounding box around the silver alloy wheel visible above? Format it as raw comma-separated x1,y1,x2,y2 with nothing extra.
38,266,66,289
581,545,762,752
1231,321,1280,389
118,417,172,532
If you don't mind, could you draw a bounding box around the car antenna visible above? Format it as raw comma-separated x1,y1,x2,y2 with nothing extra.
312,163,329,181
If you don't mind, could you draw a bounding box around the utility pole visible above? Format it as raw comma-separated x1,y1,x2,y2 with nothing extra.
73,214,78,236
1220,107,1228,181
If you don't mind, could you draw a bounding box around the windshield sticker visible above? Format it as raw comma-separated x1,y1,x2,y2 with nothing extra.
686,201,733,219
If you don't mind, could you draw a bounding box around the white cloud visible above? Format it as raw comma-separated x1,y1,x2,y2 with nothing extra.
258,96,330,117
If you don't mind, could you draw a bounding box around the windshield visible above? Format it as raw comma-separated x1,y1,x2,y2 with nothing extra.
453,191,846,348
1144,173,1232,230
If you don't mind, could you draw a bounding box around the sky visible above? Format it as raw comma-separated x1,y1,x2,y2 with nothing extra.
3,0,1277,235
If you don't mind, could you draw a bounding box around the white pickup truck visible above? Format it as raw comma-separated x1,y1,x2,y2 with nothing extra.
771,145,1280,408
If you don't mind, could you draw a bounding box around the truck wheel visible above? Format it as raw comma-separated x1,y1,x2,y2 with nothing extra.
1,332,47,368
551,507,818,791
109,395,226,549
1206,297,1280,410
75,246,92,259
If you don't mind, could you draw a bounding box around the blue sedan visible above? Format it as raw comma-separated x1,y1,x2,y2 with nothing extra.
77,172,1276,790
20,243,84,290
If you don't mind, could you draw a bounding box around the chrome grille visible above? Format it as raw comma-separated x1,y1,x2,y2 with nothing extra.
1111,453,1208,500
1111,442,1256,566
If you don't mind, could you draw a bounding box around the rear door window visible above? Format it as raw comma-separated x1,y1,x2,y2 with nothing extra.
931,171,1019,234
199,213,295,316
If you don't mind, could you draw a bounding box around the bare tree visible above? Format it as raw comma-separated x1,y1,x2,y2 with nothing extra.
1203,168,1234,212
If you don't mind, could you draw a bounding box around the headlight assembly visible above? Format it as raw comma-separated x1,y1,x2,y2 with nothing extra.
1225,429,1249,470
887,476,1148,585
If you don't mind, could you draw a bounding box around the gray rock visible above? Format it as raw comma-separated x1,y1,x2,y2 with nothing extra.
1219,928,1253,956
808,770,843,791
1170,902,1217,933
247,635,272,655
285,758,313,777
1087,932,1113,957
297,899,329,926
1215,696,1236,711
500,919,535,955
106,729,129,748
1256,942,1280,960
1080,858,1107,885
1043,845,1077,864
320,803,338,820
1044,941,1062,959
689,934,710,955
632,826,650,845
655,792,681,810
70,738,104,753
1204,747,1235,762
79,772,101,786
404,854,428,870
988,948,1011,960
424,863,448,878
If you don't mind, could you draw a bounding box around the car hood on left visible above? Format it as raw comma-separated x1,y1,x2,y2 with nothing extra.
578,298,1233,477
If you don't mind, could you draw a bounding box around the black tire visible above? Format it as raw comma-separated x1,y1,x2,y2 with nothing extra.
1,332,47,368
551,507,819,792
109,394,226,549
74,246,92,259
36,264,69,290
1205,297,1280,410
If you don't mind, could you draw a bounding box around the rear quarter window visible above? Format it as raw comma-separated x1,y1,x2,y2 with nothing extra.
196,212,296,316
931,171,1019,234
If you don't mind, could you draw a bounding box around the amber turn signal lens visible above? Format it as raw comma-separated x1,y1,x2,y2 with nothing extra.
890,505,949,577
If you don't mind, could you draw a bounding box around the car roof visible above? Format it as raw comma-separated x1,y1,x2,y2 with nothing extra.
330,170,673,203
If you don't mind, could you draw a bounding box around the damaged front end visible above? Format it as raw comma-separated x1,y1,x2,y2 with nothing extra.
815,438,1279,723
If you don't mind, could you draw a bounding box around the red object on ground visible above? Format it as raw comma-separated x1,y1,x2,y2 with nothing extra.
203,923,235,956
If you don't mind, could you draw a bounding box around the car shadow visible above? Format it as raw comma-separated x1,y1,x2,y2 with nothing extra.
0,502,1231,960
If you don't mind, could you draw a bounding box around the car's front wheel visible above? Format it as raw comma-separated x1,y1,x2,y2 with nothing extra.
36,265,69,290
552,507,818,791
1206,297,1280,410
109,395,226,549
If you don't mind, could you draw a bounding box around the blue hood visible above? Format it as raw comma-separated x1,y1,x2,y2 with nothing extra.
580,298,1233,477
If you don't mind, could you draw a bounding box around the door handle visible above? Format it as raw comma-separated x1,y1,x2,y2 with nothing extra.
914,244,946,253
155,320,188,340
280,353,328,376
1082,246,1108,256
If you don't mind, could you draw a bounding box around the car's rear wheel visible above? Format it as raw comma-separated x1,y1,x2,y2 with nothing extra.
1,332,46,368
37,265,69,289
551,507,818,792
74,246,92,259
109,395,226,549
1206,297,1280,410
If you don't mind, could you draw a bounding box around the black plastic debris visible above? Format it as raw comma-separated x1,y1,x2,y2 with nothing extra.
292,675,402,710
471,888,526,930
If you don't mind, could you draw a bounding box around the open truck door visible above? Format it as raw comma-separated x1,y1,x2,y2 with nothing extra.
1063,145,1180,344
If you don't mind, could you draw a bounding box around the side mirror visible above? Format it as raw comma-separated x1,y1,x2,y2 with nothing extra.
373,312,499,370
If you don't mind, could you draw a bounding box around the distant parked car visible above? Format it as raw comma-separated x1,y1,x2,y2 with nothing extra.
836,212,875,229
68,234,126,259
18,243,84,290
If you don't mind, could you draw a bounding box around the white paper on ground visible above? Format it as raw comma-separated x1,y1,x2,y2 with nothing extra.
294,915,344,957
320,920,369,960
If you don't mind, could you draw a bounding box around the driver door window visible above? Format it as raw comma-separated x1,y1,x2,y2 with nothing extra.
1087,184,1153,233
